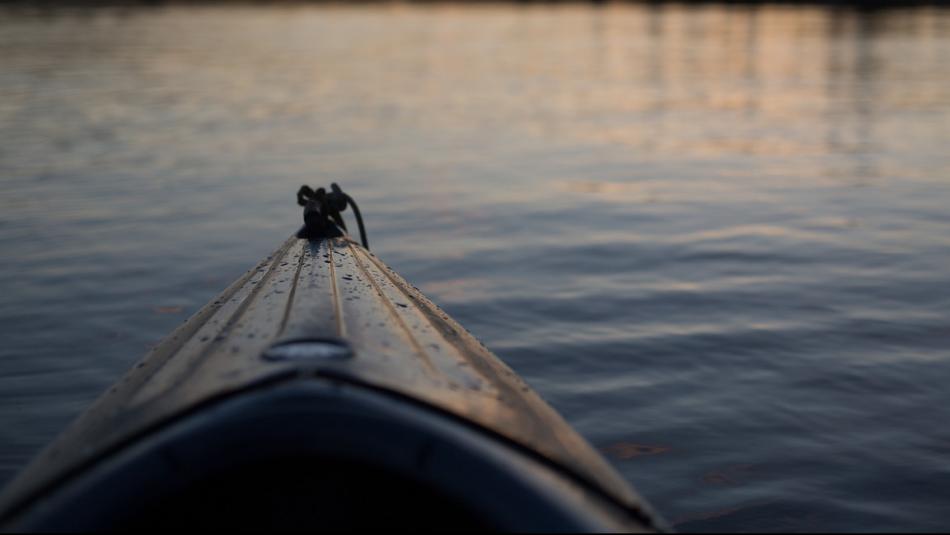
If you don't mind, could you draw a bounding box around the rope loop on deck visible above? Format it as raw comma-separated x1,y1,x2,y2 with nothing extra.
296,183,369,250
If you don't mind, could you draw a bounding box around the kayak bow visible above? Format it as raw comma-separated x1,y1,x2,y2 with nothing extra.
0,185,666,532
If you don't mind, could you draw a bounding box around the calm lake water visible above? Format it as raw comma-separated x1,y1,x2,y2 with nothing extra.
2,2,950,531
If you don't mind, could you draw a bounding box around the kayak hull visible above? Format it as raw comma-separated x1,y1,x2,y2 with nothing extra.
0,236,664,532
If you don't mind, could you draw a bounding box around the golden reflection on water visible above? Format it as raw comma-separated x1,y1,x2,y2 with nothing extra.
42,2,945,167
5,2,947,263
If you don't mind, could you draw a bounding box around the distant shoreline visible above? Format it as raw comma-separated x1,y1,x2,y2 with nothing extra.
3,0,950,8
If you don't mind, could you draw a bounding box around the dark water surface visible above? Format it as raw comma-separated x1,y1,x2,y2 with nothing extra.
2,3,950,531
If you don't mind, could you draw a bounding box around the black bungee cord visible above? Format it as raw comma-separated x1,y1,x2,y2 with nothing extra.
296,183,369,250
